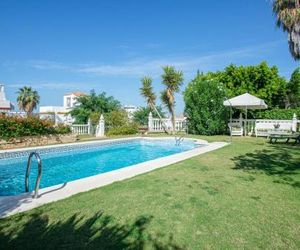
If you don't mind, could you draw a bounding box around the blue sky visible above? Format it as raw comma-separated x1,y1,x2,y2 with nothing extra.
0,0,298,114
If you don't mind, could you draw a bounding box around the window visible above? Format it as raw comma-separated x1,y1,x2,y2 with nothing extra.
66,97,71,107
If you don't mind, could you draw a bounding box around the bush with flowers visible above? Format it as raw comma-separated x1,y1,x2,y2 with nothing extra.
0,115,71,140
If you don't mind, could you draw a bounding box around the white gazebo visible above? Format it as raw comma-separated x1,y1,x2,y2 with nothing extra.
223,93,268,136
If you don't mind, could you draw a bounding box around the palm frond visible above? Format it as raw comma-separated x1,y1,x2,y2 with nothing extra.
140,76,156,106
16,86,40,114
273,0,300,59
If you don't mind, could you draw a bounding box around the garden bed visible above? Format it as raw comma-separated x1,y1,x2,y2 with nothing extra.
0,134,77,150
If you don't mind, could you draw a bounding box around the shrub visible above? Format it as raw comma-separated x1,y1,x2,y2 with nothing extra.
132,106,165,126
104,109,139,135
89,112,100,126
54,124,72,134
104,109,129,129
286,67,300,108
0,115,71,140
257,108,300,120
184,77,228,135
106,124,139,136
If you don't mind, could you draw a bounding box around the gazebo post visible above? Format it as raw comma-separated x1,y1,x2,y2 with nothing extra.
245,107,248,136
229,104,232,143
224,96,233,144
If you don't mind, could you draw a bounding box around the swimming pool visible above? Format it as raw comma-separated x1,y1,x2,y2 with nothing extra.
0,138,199,196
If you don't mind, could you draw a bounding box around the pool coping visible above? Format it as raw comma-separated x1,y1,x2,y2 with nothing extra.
0,137,228,218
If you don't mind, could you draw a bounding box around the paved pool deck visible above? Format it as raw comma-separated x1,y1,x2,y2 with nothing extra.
0,137,228,218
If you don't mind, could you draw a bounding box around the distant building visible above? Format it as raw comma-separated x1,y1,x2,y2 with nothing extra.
63,92,86,109
0,84,14,112
39,92,86,124
123,105,139,119
40,92,85,113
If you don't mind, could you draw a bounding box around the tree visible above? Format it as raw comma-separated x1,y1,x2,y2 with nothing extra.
133,106,165,126
69,90,121,124
273,0,300,60
104,109,130,129
160,66,184,134
184,76,228,135
105,109,139,135
286,67,300,107
202,62,287,109
16,86,40,115
140,76,169,133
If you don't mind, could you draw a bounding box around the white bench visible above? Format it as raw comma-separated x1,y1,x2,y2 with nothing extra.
255,120,293,137
228,122,243,136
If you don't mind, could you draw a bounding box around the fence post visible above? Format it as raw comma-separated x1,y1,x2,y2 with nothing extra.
96,114,105,137
292,113,297,132
239,113,244,136
148,112,153,132
87,118,91,134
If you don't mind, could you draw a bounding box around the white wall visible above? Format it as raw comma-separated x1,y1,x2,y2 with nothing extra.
63,94,79,109
39,106,67,113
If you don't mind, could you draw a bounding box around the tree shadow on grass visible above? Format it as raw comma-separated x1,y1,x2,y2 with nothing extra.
0,212,184,250
231,144,300,188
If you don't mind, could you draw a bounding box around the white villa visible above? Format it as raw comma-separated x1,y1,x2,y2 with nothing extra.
123,105,139,119
39,92,86,124
0,84,14,113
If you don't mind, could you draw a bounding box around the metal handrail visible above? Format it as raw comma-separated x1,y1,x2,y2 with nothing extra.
25,152,42,198
175,136,184,146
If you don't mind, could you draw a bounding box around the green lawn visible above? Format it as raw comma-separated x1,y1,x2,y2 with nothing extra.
0,136,299,249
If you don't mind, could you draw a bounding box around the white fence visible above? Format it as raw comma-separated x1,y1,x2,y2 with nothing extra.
70,124,90,135
148,112,187,133
231,114,299,136
70,117,105,137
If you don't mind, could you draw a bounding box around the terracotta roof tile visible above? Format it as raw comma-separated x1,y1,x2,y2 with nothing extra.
64,92,86,97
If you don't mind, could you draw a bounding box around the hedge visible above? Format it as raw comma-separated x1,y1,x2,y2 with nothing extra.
257,108,300,120
0,115,71,140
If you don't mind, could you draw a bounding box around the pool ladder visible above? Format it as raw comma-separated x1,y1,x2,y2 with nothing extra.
25,152,42,198
175,136,184,146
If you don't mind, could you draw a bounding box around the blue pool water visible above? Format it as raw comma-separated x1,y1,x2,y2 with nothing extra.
0,139,198,196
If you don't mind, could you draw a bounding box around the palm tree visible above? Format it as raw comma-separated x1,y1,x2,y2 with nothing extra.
140,76,169,133
17,86,40,115
160,66,184,134
273,0,300,60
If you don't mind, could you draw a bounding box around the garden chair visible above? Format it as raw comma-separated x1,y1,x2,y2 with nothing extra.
228,123,243,136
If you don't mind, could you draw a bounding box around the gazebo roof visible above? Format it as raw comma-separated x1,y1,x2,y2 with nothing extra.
223,93,267,110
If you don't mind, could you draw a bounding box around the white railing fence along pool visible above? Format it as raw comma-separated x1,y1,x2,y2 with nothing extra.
70,124,90,135
70,112,299,137
148,112,187,133
71,117,105,136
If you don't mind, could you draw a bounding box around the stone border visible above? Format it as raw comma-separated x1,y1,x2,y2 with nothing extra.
0,134,77,150
0,137,227,218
